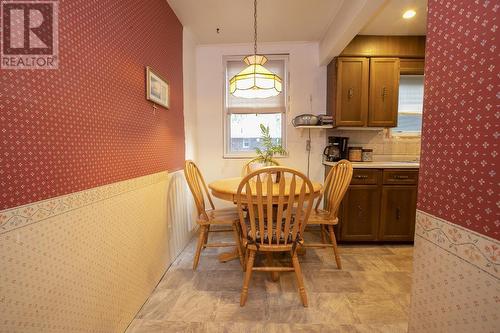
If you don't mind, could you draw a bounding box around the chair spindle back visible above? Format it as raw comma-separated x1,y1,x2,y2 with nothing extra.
316,160,353,219
236,167,315,247
184,160,215,220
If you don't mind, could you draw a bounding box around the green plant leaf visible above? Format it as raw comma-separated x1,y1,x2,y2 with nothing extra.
254,123,287,161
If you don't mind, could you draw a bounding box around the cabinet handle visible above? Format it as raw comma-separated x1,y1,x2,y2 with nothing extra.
357,205,363,218
396,208,401,220
394,175,409,179
348,88,354,99
354,175,368,179
381,87,387,101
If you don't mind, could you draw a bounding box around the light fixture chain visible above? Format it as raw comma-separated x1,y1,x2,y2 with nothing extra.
254,0,257,55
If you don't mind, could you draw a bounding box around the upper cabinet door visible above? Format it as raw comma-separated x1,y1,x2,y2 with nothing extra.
368,58,400,127
334,57,369,126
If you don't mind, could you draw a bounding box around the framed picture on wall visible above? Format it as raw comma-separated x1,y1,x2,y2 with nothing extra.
146,67,169,109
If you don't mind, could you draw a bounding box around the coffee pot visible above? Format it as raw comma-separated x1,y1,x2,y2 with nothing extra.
324,136,349,162
323,142,341,162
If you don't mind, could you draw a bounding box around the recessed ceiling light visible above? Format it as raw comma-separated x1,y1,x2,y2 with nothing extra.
403,9,416,19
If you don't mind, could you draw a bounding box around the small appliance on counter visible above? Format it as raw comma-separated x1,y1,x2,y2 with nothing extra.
291,114,319,126
324,142,340,162
324,136,349,162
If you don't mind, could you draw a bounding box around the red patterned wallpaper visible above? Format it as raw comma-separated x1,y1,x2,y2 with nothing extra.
0,0,185,210
418,0,499,239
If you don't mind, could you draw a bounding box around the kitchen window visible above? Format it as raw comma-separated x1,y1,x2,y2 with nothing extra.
392,75,424,136
223,55,288,158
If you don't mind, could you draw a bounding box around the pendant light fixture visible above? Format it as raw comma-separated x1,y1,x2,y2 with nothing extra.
229,0,283,99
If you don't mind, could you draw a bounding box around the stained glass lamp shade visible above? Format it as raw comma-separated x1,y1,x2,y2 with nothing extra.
229,55,282,99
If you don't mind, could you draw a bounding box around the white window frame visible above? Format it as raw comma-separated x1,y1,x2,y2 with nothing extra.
391,74,424,138
223,54,289,158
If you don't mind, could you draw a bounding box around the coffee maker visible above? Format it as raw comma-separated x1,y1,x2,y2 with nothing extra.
323,136,349,162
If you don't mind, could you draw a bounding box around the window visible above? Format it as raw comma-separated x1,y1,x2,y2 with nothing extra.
392,75,424,135
224,55,288,157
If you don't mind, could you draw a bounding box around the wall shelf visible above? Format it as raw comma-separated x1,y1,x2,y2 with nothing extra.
335,126,384,131
293,125,333,129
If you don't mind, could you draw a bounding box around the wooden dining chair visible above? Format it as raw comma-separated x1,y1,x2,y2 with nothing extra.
184,160,244,270
303,160,353,269
241,157,280,176
236,167,315,307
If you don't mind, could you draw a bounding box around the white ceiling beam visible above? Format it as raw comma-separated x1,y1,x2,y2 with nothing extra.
319,0,386,65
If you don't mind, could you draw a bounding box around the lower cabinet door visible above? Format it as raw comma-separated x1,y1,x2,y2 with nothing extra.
340,185,380,241
379,186,417,241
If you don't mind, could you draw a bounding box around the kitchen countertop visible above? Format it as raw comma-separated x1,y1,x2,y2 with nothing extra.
323,161,420,169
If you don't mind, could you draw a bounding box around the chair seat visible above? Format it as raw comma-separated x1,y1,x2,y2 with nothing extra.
198,207,239,225
243,217,302,245
307,209,338,225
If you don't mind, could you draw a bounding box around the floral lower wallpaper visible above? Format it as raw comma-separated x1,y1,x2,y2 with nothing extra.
410,0,499,331
0,171,196,333
410,213,499,333
0,0,185,210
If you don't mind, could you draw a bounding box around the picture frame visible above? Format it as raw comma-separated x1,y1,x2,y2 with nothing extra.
146,66,169,109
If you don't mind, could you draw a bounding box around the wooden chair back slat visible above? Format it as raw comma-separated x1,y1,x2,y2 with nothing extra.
241,157,280,176
283,174,296,246
293,180,308,241
275,173,286,243
184,160,216,220
266,174,274,245
245,182,257,241
255,175,266,245
315,160,353,219
237,167,315,247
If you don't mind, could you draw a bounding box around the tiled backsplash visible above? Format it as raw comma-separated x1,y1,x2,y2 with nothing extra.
327,129,421,162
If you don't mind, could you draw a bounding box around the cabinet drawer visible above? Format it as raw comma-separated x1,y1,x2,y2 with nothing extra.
351,169,380,185
383,170,418,185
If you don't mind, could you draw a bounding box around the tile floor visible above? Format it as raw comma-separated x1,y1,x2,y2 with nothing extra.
126,230,413,333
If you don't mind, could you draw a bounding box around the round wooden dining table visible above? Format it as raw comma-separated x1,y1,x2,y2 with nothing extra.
208,176,322,265
208,177,323,203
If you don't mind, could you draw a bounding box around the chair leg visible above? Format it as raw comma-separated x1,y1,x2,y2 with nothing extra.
291,251,308,307
232,223,245,268
203,224,210,247
242,248,249,272
320,225,327,244
193,225,207,270
240,250,256,306
328,225,342,269
265,253,279,282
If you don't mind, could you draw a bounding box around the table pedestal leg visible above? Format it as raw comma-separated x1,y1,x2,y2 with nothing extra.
218,248,240,262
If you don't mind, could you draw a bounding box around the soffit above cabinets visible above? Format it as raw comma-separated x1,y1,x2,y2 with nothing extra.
360,0,427,36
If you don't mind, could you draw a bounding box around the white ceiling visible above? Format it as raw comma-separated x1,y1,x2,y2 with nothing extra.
167,0,344,44
360,0,427,35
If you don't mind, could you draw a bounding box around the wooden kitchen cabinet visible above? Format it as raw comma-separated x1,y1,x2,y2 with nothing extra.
368,58,400,127
329,57,369,126
379,186,417,241
331,167,418,242
340,185,381,241
328,57,400,128
326,36,425,128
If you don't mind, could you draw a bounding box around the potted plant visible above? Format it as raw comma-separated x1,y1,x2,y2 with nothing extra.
250,124,287,177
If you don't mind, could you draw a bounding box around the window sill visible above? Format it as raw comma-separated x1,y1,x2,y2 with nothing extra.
223,153,288,160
